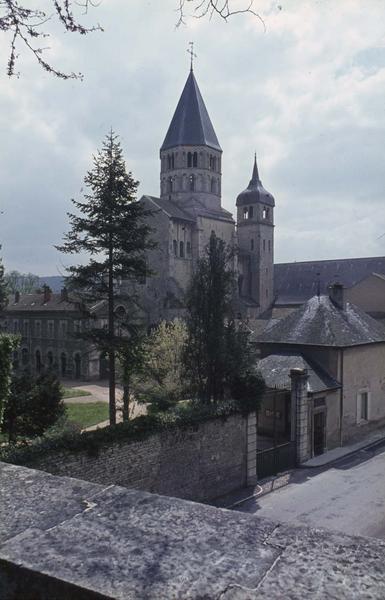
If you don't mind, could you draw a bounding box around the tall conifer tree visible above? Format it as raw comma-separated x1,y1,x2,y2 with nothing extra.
57,131,154,425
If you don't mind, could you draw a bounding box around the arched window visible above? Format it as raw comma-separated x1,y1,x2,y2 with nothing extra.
187,152,192,168
36,350,42,373
47,351,54,368
171,153,175,169
249,206,254,219
243,207,249,219
263,207,269,219
179,241,184,258
74,353,81,379
21,348,29,366
210,178,215,193
186,241,191,256
189,174,195,191
173,240,178,256
60,353,67,377
192,152,198,167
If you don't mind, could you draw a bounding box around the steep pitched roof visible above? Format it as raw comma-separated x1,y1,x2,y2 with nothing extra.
236,155,275,208
274,256,385,305
160,70,221,152
258,295,385,347
258,353,340,393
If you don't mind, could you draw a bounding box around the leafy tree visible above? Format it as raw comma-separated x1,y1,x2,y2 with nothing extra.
0,256,8,311
183,232,235,404
4,270,39,294
117,325,146,422
2,371,65,442
0,334,19,426
135,319,188,413
57,131,154,426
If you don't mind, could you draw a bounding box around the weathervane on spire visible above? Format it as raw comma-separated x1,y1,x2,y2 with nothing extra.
187,42,197,71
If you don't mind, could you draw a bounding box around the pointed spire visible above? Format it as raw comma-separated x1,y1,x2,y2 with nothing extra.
251,152,260,184
160,70,221,152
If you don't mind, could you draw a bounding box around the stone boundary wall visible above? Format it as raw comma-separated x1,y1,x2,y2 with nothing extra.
27,414,248,502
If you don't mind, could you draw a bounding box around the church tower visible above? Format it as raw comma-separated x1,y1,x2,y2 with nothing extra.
236,155,275,314
160,67,222,212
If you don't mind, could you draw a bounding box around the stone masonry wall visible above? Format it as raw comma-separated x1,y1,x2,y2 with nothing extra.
27,414,247,502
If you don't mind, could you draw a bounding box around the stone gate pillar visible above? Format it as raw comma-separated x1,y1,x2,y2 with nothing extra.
289,368,310,464
246,411,257,486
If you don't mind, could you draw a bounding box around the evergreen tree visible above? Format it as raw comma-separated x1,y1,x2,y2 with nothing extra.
0,253,8,311
57,131,154,425
183,232,235,404
2,371,64,443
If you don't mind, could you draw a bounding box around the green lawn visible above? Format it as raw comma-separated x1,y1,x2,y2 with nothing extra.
65,402,109,429
62,387,92,399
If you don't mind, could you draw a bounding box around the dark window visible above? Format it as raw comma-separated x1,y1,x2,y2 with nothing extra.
263,239,266,251
171,153,175,169
47,351,54,368
268,240,271,252
360,392,369,421
211,178,215,193
167,177,173,193
251,239,254,251
180,241,184,258
21,348,29,366
60,353,67,377
36,350,42,373
187,152,192,167
243,207,249,219
189,174,195,191
249,206,254,219
193,152,198,167
186,241,191,255
173,240,178,256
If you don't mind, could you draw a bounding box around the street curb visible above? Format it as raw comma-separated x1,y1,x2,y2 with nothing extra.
299,435,385,469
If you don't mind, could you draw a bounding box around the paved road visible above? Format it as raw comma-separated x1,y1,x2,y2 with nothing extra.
235,443,385,540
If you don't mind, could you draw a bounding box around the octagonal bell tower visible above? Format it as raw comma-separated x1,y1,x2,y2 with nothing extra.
160,68,222,212
236,155,275,314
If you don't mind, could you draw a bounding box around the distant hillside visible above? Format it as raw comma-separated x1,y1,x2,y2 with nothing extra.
39,276,64,292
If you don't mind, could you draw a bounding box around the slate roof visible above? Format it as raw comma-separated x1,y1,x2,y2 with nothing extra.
143,196,196,222
258,294,385,347
236,155,275,208
274,256,385,305
160,70,221,152
5,293,80,313
258,353,340,393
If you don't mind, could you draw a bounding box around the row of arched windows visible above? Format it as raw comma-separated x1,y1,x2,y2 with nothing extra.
162,174,220,195
242,205,272,220
161,151,221,172
173,239,191,259
13,349,82,378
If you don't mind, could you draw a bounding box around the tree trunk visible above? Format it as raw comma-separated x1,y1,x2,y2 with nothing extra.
108,233,116,426
122,377,130,422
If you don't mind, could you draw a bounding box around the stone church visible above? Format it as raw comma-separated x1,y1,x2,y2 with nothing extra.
134,66,275,324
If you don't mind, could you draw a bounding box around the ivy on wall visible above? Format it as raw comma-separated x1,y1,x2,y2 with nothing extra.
0,334,19,425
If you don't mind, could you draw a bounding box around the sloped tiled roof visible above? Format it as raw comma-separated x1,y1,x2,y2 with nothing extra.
144,196,196,223
258,353,340,393
274,256,385,305
5,293,80,313
258,295,385,347
160,70,221,152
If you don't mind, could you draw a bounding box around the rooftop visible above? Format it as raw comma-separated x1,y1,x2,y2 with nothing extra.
258,294,385,347
4,292,80,313
160,70,221,152
258,353,340,393
274,256,385,305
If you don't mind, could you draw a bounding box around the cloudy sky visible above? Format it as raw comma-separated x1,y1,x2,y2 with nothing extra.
1,0,384,275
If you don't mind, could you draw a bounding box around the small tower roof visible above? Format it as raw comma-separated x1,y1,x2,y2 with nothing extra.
236,154,275,207
160,70,221,152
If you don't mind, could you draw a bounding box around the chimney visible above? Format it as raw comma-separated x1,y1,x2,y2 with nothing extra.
328,282,346,311
43,285,52,304
61,287,68,302
14,291,20,304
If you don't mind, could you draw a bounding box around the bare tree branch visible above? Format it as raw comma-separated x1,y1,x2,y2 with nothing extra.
175,0,265,31
0,0,102,79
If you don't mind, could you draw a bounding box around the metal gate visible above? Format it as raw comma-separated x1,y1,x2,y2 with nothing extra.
256,441,296,480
